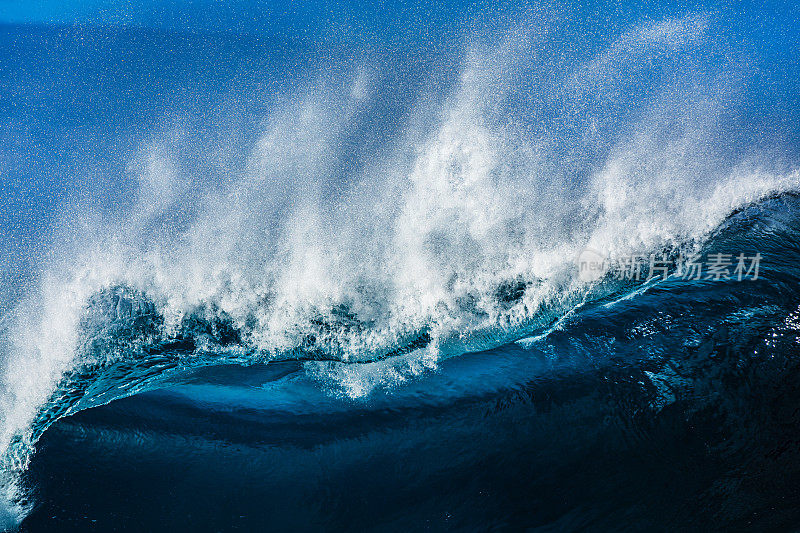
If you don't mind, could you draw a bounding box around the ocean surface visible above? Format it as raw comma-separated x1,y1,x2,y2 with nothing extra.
1,1,800,531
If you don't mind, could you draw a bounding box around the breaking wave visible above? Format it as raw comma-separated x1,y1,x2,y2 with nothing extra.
1,8,799,528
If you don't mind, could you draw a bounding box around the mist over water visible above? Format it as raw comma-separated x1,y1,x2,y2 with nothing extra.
1,3,800,529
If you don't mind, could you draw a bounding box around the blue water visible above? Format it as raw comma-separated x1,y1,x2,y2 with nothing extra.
2,2,800,531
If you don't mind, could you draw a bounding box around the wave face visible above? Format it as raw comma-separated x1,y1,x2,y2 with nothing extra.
1,3,800,530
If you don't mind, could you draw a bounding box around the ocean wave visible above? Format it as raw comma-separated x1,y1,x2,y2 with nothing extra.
1,8,800,527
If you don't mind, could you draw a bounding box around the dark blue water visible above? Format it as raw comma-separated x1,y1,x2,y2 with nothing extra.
12,195,800,531
3,2,800,531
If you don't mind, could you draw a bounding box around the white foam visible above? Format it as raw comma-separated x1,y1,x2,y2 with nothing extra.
0,11,798,517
